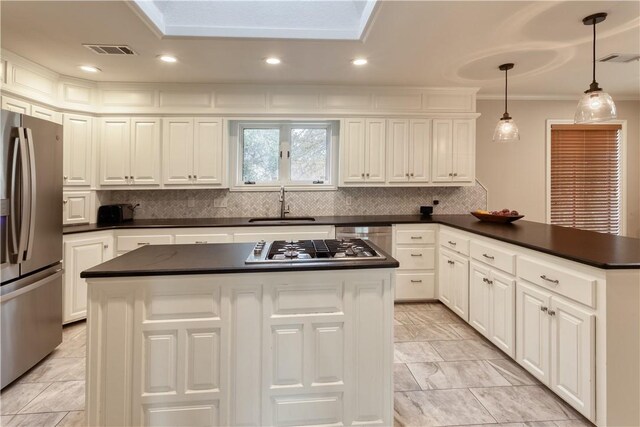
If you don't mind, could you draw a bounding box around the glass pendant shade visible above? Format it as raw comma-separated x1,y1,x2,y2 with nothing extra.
574,90,617,123
493,117,520,143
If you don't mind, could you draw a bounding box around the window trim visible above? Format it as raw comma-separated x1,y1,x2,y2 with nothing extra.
545,119,627,236
230,119,338,191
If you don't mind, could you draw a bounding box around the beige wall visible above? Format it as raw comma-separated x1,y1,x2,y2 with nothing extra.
476,99,640,238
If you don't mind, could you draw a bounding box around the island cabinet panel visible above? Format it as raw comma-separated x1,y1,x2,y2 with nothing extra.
86,270,393,427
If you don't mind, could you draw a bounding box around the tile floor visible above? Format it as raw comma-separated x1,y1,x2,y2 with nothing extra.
0,302,595,427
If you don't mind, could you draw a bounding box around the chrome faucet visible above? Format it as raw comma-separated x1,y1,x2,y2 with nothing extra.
279,186,290,218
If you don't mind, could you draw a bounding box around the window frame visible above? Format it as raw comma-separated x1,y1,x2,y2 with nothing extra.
230,119,338,191
545,119,627,236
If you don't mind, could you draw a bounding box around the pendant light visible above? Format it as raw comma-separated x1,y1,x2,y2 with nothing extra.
493,63,520,143
574,12,617,123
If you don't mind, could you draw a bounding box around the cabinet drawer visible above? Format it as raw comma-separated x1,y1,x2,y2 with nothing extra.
117,235,172,252
518,257,596,308
396,229,436,245
174,234,232,244
440,230,469,255
396,247,435,270
470,240,516,275
395,272,435,301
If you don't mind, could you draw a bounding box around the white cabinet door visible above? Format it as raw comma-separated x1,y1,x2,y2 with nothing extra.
409,119,430,183
341,119,366,183
130,118,161,185
451,254,469,321
550,297,595,419
193,118,223,185
31,105,62,124
63,191,91,225
163,118,194,185
516,281,551,384
438,250,453,307
469,262,490,337
100,118,130,185
63,114,93,187
365,118,386,182
386,119,409,183
489,270,515,357
63,234,113,323
452,119,474,182
431,119,453,182
1,96,31,114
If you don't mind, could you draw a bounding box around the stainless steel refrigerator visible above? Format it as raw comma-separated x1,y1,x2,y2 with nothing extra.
1,110,63,389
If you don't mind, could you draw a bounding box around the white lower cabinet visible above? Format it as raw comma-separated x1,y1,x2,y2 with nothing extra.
438,248,468,321
516,280,595,419
469,262,515,357
63,233,114,323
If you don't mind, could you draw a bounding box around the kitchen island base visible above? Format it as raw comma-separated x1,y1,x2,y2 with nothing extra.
85,269,394,427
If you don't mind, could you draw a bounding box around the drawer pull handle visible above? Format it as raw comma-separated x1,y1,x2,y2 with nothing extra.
448,241,456,246
482,253,494,260
483,277,490,283
137,242,150,246
410,253,422,257
410,279,422,283
447,260,455,265
540,275,559,284
410,236,423,240
540,306,548,312
548,310,556,316
103,244,109,249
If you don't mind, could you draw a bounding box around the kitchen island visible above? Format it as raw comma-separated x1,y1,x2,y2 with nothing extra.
81,241,399,427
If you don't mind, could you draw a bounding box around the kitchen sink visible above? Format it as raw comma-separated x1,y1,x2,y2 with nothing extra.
248,217,316,223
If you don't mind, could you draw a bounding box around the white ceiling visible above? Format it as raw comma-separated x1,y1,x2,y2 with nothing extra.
133,0,377,40
1,1,639,98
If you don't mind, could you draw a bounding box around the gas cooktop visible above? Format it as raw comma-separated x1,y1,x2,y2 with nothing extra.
245,239,386,264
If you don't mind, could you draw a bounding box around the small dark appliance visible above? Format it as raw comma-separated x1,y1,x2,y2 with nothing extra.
97,204,136,224
420,205,433,216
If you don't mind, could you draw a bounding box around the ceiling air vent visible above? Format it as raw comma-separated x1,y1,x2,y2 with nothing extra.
83,44,137,55
598,53,640,63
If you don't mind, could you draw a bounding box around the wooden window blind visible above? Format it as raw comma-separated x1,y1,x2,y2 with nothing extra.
550,124,622,235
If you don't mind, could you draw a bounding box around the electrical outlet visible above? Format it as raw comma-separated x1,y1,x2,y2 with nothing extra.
346,196,352,206
187,197,195,208
214,196,228,208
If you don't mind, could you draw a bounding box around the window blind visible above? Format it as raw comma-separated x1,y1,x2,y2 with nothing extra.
550,124,622,234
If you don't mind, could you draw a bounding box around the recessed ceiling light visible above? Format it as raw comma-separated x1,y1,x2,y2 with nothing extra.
352,58,368,66
265,57,281,65
158,55,177,63
79,65,101,73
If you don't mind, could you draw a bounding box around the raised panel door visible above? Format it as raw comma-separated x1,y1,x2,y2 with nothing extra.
452,119,474,182
341,119,365,183
451,254,469,321
63,235,113,323
100,118,130,185
438,251,453,308
163,118,194,185
386,119,409,183
409,119,430,183
130,118,161,185
193,118,223,185
516,281,551,384
489,270,515,357
550,297,595,419
469,262,490,337
63,191,90,225
431,119,453,182
365,118,386,182
63,114,92,187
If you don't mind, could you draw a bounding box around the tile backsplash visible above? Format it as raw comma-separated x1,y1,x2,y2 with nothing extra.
102,183,487,219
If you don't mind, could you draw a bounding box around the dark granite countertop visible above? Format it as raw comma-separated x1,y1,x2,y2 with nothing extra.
67,215,640,269
80,242,400,278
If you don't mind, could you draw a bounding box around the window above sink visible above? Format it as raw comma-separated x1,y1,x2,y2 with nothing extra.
229,120,339,191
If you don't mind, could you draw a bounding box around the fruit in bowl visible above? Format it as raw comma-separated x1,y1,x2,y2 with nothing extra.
471,209,524,223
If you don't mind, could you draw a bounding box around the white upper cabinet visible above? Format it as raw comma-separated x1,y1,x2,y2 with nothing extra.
431,119,475,183
340,118,386,184
163,117,224,186
387,119,430,184
31,105,62,124
100,118,130,186
1,96,31,115
130,118,161,185
63,114,93,187
100,117,161,186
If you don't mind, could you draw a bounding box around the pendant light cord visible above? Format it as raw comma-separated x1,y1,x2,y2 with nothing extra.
504,67,508,115
592,20,597,84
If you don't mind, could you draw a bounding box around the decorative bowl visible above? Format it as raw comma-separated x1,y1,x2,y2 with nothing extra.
470,211,524,224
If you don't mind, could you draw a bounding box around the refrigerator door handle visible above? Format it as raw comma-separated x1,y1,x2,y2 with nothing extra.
9,139,20,259
16,128,30,262
24,128,37,261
